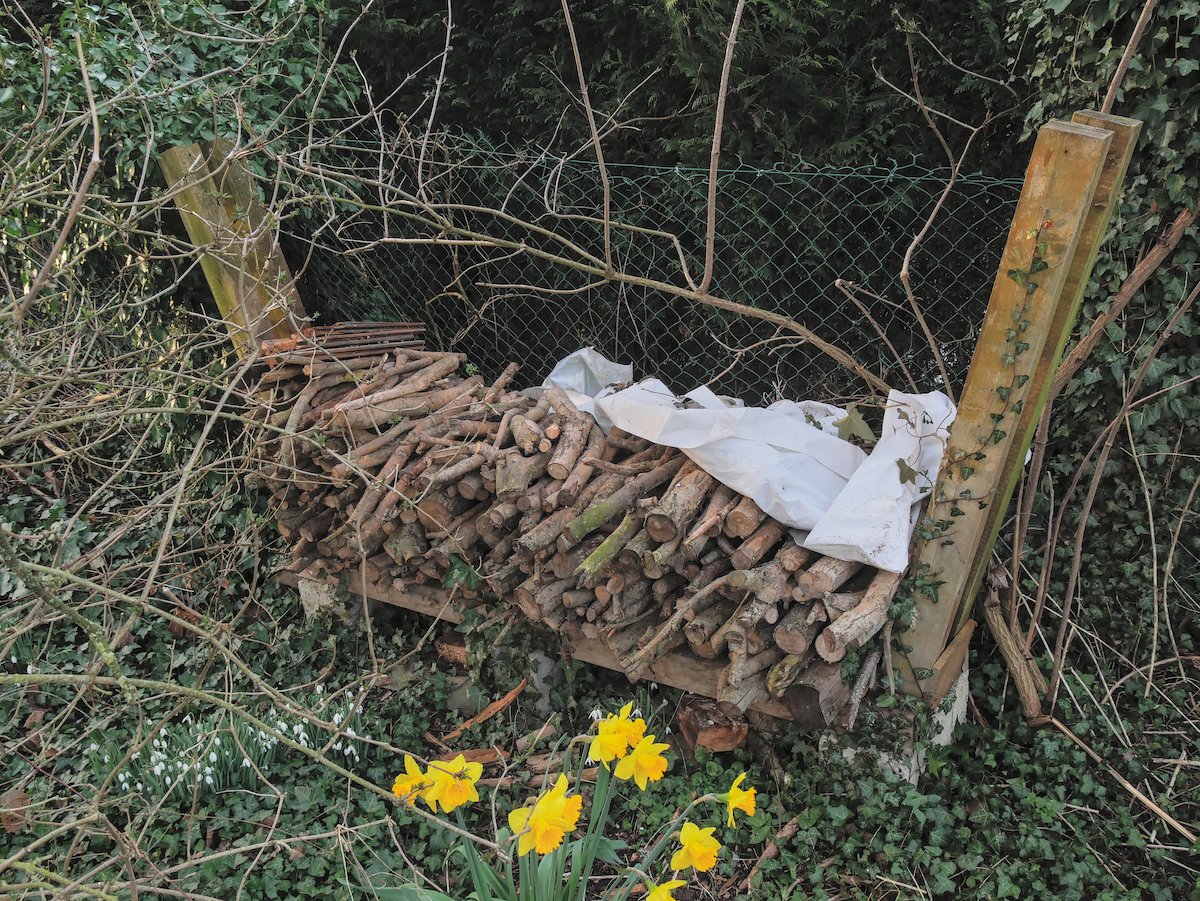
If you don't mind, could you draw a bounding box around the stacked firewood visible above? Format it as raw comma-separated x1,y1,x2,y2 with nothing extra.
255,346,901,721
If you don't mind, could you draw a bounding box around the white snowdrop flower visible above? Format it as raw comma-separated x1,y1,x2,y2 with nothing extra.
26,664,35,674
88,743,98,753
632,708,643,719
136,783,143,791
9,655,15,664
103,754,111,763
332,712,343,725
213,736,220,747
333,742,342,752
585,755,595,765
589,709,603,722
242,758,251,768
346,727,356,738
209,752,217,763
153,764,164,776
205,775,214,786
315,684,323,694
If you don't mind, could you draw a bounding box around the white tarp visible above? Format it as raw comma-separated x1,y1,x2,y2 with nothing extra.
530,347,633,433
539,348,956,572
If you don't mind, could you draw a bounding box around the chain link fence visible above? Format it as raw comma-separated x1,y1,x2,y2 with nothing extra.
282,133,1021,403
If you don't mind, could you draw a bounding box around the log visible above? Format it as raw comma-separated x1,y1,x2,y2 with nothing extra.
773,604,824,656
783,661,851,729
550,535,604,580
675,698,748,754
562,453,686,546
457,472,486,501
814,571,901,663
793,557,864,602
730,520,787,571
574,510,642,586
510,415,545,455
551,426,606,506
724,496,765,539
495,453,549,500
777,541,813,573
544,387,591,481
644,463,716,543
684,601,737,658
515,507,576,556
334,378,484,430
328,355,463,410
766,651,816,698
562,589,595,610
822,590,866,621
622,569,738,680
383,522,428,565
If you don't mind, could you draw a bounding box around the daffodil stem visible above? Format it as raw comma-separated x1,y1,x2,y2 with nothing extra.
613,795,721,896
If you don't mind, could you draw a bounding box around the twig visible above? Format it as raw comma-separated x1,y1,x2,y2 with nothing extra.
1046,280,1200,707
560,0,612,274
14,35,102,323
698,0,747,295
1045,717,1197,845
440,677,529,743
1101,0,1160,114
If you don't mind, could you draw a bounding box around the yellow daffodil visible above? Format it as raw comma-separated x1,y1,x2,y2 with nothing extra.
609,702,646,748
507,774,584,855
724,771,757,826
645,879,687,901
588,702,646,765
670,821,721,873
391,755,429,807
613,734,670,790
424,754,483,813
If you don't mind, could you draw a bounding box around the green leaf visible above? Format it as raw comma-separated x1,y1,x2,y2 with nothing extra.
897,458,920,486
833,404,876,444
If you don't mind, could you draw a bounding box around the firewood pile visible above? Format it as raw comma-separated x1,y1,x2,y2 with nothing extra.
254,339,903,720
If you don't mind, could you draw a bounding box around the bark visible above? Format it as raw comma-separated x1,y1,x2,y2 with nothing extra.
814,571,901,663
774,604,823,656
724,495,766,538
793,557,864,602
544,386,591,481
562,453,686,546
644,463,717,543
495,452,549,500
731,519,787,570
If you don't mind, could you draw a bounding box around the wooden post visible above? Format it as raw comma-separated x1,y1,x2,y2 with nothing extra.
159,139,304,355
896,113,1138,699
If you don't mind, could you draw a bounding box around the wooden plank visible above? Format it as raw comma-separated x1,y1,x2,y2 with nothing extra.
896,119,1116,696
159,141,303,355
949,111,1141,639
275,570,793,721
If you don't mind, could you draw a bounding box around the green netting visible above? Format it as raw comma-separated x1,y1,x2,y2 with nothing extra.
282,133,1021,403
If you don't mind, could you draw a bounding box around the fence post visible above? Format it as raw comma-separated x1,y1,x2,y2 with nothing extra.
896,114,1138,700
159,139,304,356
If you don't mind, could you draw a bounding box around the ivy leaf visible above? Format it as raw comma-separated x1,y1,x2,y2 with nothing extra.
442,555,481,591
833,404,876,444
1007,268,1028,288
897,458,921,485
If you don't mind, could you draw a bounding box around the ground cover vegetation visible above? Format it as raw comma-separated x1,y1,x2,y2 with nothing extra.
0,0,1196,898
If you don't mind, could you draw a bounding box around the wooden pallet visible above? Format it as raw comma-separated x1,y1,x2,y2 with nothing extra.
276,569,801,721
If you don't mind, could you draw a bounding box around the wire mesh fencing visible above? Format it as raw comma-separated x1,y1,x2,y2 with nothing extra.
281,132,1021,404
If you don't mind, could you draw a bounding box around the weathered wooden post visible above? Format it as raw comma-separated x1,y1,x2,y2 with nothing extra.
897,111,1141,702
159,138,305,356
